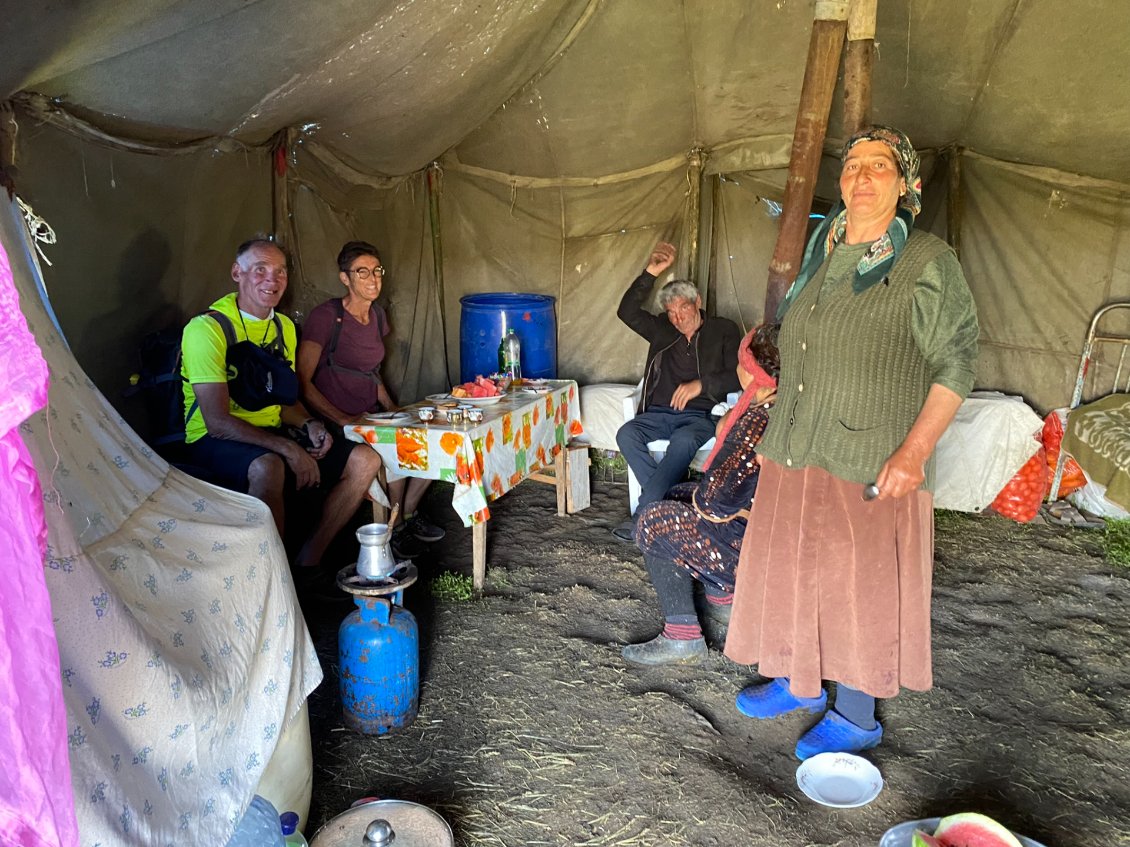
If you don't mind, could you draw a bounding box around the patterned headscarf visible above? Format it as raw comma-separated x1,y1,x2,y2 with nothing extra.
702,325,777,471
777,125,922,320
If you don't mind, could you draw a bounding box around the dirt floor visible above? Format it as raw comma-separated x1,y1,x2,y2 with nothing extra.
301,474,1130,847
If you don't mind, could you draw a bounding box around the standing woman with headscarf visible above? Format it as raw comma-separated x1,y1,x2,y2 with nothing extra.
724,126,979,759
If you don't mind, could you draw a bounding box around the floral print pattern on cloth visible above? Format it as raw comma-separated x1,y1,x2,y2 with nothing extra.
347,381,583,525
2,202,322,847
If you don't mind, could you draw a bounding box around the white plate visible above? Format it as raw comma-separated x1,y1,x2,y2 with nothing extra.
455,394,503,406
362,412,413,425
426,393,454,403
521,386,550,395
880,818,1046,847
795,753,883,808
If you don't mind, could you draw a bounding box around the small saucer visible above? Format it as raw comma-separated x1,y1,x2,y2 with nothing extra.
795,752,882,808
363,412,412,425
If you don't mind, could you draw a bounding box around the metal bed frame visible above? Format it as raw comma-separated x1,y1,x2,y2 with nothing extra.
1048,302,1130,501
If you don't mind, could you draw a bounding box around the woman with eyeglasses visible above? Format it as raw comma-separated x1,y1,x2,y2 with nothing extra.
297,240,445,556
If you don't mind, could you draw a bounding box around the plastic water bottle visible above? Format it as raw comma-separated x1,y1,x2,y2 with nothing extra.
280,811,309,846
497,329,522,381
224,796,285,847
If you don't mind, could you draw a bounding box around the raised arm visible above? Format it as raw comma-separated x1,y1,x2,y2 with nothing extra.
616,242,678,338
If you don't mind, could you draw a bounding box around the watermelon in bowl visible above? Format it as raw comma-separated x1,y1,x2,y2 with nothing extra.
451,375,502,399
881,814,1045,847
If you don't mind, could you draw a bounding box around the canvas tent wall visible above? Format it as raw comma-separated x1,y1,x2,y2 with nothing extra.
6,0,1130,424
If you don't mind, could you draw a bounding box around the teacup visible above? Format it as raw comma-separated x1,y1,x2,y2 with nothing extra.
447,409,465,426
466,408,484,423
417,406,436,421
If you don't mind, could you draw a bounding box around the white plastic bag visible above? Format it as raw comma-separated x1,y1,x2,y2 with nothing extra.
1069,479,1130,520
934,392,1043,512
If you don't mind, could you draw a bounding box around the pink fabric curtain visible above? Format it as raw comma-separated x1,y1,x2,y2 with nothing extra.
0,221,77,846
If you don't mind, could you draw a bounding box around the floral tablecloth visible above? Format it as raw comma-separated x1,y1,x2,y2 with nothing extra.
346,381,583,526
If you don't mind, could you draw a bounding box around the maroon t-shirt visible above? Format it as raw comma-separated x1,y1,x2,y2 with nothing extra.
304,298,390,416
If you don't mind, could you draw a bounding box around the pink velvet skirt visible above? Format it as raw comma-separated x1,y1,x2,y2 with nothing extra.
723,458,935,699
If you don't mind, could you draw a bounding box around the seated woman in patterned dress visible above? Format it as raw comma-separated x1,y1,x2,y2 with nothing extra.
621,323,779,666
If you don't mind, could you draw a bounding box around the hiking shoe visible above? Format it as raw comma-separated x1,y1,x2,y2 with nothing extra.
611,519,637,544
621,634,707,666
406,513,445,543
794,710,883,761
735,678,827,720
390,527,425,560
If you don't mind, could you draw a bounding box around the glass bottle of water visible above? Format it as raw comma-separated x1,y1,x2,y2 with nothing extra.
498,329,522,381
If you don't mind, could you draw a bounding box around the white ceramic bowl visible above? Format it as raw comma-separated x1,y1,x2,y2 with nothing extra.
795,753,883,808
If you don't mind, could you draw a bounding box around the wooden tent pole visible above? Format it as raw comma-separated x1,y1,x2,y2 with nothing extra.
843,0,878,136
426,162,454,384
686,147,705,288
764,1,849,319
270,128,293,248
947,146,963,260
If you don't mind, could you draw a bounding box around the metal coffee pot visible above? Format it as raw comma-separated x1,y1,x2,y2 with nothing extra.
355,522,397,580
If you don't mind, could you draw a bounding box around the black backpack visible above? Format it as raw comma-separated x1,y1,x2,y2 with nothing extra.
125,327,188,457
126,310,297,457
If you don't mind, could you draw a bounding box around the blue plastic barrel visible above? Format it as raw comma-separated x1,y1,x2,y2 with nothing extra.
459,293,557,383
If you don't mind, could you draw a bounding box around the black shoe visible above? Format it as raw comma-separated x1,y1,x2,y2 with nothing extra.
611,519,636,543
406,513,445,542
391,527,425,560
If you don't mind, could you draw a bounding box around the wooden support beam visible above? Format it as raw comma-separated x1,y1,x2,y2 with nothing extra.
946,147,964,260
843,0,878,137
426,163,454,386
764,3,849,319
686,147,705,288
472,521,487,592
270,128,293,248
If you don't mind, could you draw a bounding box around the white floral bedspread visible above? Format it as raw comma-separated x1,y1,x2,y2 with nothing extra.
4,200,322,847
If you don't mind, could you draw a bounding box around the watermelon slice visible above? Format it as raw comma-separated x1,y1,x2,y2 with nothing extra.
933,813,1024,847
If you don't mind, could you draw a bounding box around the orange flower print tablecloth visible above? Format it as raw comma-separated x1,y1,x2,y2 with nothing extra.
346,380,583,526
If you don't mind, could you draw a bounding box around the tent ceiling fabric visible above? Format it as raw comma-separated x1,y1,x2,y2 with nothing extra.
5,0,1129,183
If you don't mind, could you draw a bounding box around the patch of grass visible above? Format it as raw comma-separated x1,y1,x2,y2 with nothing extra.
934,508,975,533
431,570,475,602
1102,518,1130,567
590,449,628,474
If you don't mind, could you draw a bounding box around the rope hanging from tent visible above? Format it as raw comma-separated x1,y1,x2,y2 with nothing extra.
16,196,57,266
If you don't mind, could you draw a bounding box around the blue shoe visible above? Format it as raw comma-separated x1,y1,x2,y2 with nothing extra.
794,709,883,761
735,678,827,720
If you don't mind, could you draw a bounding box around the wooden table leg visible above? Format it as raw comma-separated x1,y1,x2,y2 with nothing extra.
472,521,487,592
553,448,567,517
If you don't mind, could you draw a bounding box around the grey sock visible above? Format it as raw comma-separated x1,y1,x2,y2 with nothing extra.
833,683,877,730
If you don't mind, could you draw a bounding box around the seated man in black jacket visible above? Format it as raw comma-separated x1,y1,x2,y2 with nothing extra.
612,241,741,542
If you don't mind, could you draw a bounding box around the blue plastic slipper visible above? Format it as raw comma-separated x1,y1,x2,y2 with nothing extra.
795,709,883,760
735,678,827,720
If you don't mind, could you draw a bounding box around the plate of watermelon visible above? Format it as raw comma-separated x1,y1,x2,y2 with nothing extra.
450,375,504,404
880,813,1045,847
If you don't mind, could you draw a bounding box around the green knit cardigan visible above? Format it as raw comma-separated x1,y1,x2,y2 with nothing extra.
758,230,979,488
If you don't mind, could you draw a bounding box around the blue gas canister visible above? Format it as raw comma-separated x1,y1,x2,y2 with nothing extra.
338,597,419,734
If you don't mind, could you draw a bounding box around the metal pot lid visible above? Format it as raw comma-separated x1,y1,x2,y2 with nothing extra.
309,800,453,847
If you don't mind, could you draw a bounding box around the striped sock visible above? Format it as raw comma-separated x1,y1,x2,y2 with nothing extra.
662,620,703,641
704,591,733,606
